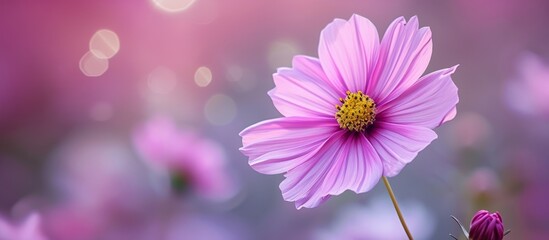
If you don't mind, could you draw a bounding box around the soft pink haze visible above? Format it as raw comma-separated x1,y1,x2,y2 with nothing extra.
0,213,48,240
315,196,435,240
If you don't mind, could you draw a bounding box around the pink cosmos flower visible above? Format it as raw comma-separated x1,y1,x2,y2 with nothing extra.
0,213,48,240
133,116,236,201
240,15,458,209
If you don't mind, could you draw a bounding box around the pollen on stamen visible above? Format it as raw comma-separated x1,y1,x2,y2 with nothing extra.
334,91,376,132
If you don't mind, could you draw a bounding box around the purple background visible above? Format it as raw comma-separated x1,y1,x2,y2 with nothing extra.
1,0,549,239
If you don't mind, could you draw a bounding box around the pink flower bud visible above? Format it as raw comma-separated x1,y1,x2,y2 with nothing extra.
469,210,504,240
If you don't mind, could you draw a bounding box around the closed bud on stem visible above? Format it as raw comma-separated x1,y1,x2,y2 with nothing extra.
469,210,504,240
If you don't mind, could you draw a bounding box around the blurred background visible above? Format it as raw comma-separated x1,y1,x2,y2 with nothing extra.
1,0,549,239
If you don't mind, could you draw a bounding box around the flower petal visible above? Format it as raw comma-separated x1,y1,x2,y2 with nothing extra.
240,117,338,174
377,66,459,129
280,132,383,209
318,14,380,93
367,16,433,105
321,134,383,195
269,56,341,118
369,122,437,177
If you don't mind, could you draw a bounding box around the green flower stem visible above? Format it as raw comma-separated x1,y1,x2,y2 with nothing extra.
383,176,413,240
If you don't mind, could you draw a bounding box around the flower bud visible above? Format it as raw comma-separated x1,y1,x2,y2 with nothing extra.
469,210,504,240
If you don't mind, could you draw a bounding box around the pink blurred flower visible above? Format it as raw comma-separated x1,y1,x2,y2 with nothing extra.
240,15,458,209
505,52,549,116
44,131,158,240
315,197,434,240
466,168,500,199
469,210,505,240
0,213,48,240
133,116,236,201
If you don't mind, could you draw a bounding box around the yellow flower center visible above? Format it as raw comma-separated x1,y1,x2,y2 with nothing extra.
335,91,376,132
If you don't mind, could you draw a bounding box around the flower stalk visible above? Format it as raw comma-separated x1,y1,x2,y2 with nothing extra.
383,176,413,240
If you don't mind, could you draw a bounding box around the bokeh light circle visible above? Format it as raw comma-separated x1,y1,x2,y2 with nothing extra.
151,0,197,12
225,65,257,92
89,29,120,59
194,66,212,87
204,94,237,126
79,51,109,77
267,39,301,70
